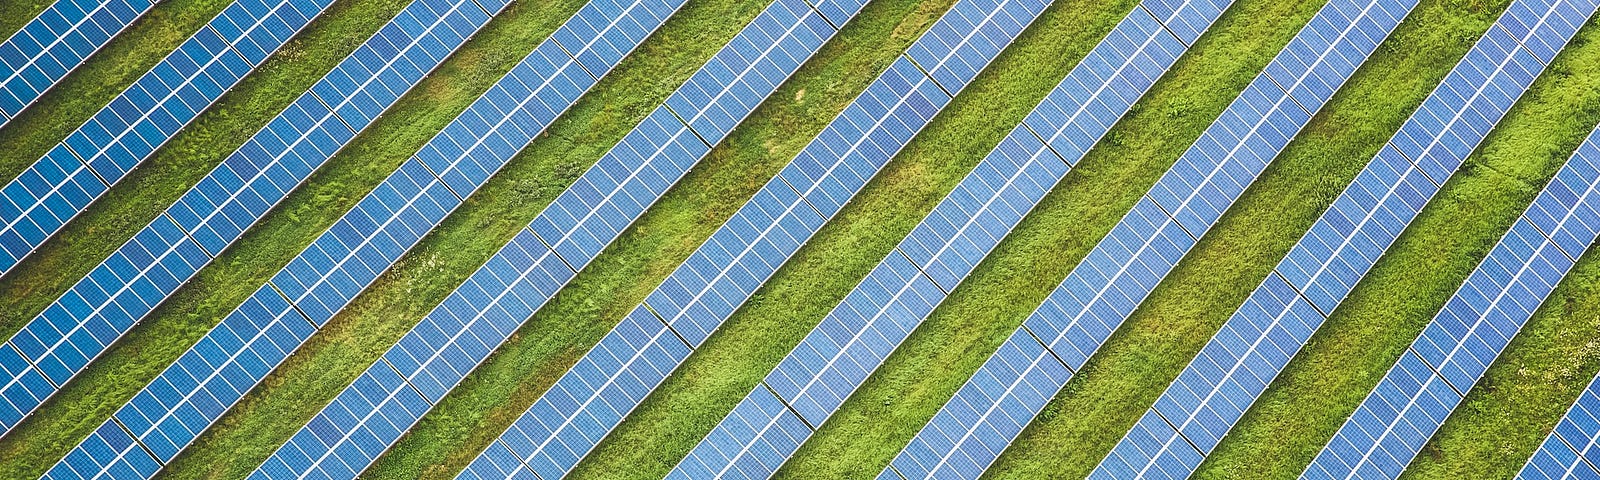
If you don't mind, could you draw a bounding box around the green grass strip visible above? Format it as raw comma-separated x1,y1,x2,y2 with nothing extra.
147,0,789,476
1398,19,1600,480
1191,14,1600,480
0,0,233,184
0,0,413,331
779,0,1337,476
0,0,590,475
561,0,1164,477
355,0,963,475
971,0,1516,478
0,2,55,51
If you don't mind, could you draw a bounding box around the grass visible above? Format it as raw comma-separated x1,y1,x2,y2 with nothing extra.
0,0,586,475
149,0,788,477
562,0,1160,476
1192,14,1600,480
0,0,412,332
356,0,965,475
1398,19,1600,479
969,0,1516,478
779,0,1341,476
0,0,232,185
0,2,54,53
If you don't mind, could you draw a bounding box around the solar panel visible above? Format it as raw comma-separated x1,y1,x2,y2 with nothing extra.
857,3,1219,479
0,0,334,275
456,0,1068,476
1091,2,1592,478
0,0,502,451
38,0,668,477
1307,123,1600,480
1520,323,1600,480
868,0,1413,478
0,0,155,123
643,0,1180,477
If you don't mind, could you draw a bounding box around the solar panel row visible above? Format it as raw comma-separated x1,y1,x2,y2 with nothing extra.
46,0,676,477
876,0,1413,478
228,0,688,478
240,0,867,475
0,0,503,454
656,0,1102,476
1521,295,1600,479
0,0,334,275
1094,2,1592,479
0,0,369,434
1306,113,1600,480
0,0,155,122
457,0,1057,474
873,2,1226,478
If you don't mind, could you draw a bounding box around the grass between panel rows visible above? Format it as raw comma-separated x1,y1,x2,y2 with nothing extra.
155,0,781,476
568,0,1152,476
781,0,1337,476
780,1,1357,479
0,0,411,330
0,0,231,185
1193,13,1600,480
0,0,581,475
0,1,53,41
1399,18,1600,480
970,0,1514,477
357,0,959,475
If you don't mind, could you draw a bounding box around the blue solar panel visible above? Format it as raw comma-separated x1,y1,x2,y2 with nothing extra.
42,0,673,477
3,0,501,455
872,4,1219,479
661,1,1230,478
1306,124,1600,480
1089,1,1590,478
872,0,1413,478
239,0,865,477
1520,357,1600,479
454,0,1058,477
0,0,334,276
0,0,155,122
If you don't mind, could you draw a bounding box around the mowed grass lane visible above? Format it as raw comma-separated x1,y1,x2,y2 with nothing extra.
0,0,232,184
1193,12,1600,480
777,0,1337,476
570,0,1163,477
1400,17,1600,480
0,0,411,331
972,0,1515,478
155,0,785,476
358,0,963,475
0,0,589,476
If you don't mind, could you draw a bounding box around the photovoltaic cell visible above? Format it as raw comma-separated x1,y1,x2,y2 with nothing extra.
1090,2,1592,479
877,0,1414,478
3,0,501,452
43,0,674,478
1307,120,1600,480
0,0,334,275
0,0,155,121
